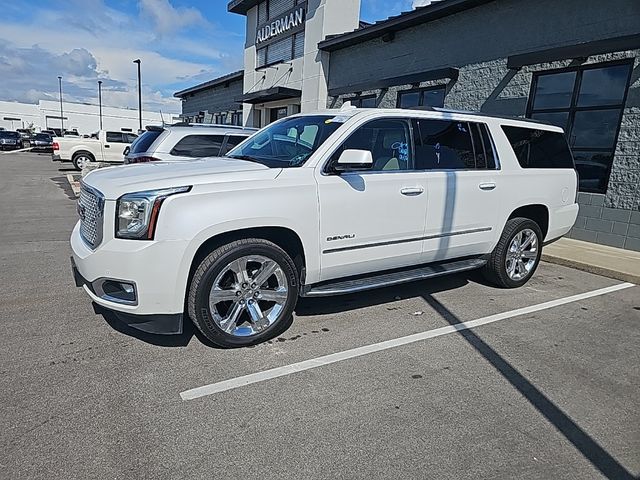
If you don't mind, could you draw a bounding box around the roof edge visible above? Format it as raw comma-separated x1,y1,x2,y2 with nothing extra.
318,0,495,52
174,70,244,98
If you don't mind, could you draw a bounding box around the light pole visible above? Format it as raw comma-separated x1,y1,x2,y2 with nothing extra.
57,76,64,134
133,59,142,131
98,80,103,130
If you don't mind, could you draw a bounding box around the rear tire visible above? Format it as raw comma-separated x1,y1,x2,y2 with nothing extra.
72,152,94,171
188,238,299,348
482,217,543,288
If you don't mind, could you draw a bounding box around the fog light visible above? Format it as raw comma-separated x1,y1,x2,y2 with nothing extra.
97,280,137,304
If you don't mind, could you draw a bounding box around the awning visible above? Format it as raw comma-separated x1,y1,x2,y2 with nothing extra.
236,87,302,104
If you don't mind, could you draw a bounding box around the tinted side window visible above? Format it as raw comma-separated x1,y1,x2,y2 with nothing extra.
130,130,163,154
221,135,248,155
170,135,224,157
124,133,138,143
331,119,412,172
106,132,125,143
470,123,497,169
501,126,575,169
414,119,475,170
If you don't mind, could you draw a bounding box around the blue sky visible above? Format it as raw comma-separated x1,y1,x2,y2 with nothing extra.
0,0,418,113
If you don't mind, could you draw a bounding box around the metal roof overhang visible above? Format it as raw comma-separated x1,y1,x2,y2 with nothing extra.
318,0,495,52
327,67,459,96
227,0,260,15
507,34,640,69
236,87,302,104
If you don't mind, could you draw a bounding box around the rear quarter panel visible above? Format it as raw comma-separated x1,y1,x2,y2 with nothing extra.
488,120,579,243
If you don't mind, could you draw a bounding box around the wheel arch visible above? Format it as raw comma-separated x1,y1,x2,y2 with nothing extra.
185,226,307,298
508,204,549,239
72,150,96,161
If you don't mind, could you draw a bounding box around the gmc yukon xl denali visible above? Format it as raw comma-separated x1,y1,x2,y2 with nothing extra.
71,107,579,347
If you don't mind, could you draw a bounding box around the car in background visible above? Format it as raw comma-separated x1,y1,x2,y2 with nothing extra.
0,131,23,150
52,129,138,170
124,124,257,164
30,133,54,153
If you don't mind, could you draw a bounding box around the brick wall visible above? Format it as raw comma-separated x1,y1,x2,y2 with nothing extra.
569,192,640,251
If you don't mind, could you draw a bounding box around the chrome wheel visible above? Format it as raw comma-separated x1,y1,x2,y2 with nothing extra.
75,155,91,169
505,228,538,281
208,255,288,337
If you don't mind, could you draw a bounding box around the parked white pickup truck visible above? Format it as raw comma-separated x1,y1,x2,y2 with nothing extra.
52,130,138,170
71,107,579,347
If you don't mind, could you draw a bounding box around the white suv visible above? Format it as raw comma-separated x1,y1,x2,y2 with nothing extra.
124,124,257,164
71,107,579,347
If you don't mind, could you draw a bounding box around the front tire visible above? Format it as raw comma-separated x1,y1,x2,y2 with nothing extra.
188,238,299,348
482,217,543,288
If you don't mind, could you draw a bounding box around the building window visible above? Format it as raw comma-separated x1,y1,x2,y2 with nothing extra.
397,86,446,109
256,32,304,68
231,111,243,126
527,60,633,194
351,95,377,108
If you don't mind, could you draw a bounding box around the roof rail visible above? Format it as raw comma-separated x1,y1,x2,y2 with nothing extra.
169,122,251,130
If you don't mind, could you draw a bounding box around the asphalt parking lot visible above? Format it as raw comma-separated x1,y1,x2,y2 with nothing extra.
1,153,639,480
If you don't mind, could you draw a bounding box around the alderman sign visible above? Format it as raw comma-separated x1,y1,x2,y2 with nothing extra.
256,7,305,45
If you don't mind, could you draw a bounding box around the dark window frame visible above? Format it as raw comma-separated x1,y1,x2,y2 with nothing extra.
396,85,446,109
351,94,377,108
526,58,633,194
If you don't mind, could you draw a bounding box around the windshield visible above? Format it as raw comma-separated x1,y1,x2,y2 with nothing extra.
226,115,343,167
0,131,20,138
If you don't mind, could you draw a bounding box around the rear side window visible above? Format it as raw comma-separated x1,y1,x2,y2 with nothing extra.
124,133,138,143
130,130,163,154
170,135,224,157
221,135,248,155
501,126,575,169
106,132,125,143
414,119,497,170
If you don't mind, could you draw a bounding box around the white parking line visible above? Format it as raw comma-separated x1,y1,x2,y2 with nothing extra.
180,282,635,401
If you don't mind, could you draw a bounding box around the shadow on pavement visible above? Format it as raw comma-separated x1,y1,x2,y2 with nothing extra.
50,176,77,200
422,294,636,480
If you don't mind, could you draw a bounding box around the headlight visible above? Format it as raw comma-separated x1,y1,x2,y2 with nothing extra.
116,186,190,239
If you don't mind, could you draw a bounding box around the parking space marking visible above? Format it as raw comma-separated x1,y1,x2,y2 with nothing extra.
180,282,635,401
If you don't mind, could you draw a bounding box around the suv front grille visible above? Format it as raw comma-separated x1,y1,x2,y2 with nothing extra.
78,184,104,248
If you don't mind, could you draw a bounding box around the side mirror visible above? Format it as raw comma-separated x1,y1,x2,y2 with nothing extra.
123,146,130,156
334,149,373,172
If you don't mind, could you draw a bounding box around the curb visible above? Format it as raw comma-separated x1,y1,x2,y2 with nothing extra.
542,253,639,285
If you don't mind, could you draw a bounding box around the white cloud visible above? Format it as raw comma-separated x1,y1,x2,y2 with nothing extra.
0,1,241,114
139,0,208,37
412,0,441,8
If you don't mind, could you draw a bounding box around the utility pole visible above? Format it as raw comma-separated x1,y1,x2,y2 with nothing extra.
57,76,64,134
98,80,103,130
133,59,142,131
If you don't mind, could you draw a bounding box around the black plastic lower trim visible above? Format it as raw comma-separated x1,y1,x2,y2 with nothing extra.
112,311,184,335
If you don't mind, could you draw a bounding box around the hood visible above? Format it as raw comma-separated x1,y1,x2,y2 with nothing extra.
83,156,280,200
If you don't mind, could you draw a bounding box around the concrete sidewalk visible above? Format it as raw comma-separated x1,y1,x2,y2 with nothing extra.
543,237,640,284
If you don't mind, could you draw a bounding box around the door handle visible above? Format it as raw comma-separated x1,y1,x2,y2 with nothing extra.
104,144,110,148
400,187,424,196
479,182,496,191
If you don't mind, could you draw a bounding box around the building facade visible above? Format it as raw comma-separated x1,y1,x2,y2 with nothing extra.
176,0,640,250
229,0,361,127
0,99,174,135
174,71,245,125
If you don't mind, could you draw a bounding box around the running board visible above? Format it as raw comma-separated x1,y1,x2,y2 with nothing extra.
301,258,486,297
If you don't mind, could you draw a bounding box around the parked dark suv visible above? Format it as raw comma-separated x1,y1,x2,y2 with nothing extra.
0,131,22,151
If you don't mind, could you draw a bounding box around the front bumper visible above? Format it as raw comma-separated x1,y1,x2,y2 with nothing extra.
70,221,189,334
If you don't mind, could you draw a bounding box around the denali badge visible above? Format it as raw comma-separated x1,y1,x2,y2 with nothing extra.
327,234,355,242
